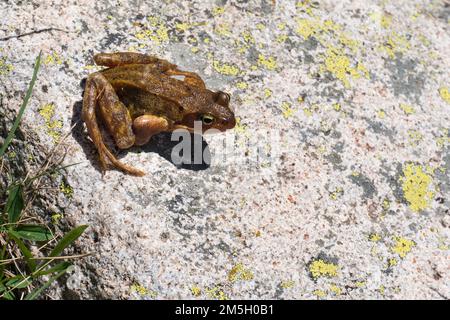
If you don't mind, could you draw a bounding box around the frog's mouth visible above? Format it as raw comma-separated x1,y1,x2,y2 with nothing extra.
171,124,195,133
173,113,236,133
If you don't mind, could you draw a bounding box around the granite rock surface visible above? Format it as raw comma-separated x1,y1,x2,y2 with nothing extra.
0,0,449,299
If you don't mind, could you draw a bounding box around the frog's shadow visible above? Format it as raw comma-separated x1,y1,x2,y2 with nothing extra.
72,90,210,174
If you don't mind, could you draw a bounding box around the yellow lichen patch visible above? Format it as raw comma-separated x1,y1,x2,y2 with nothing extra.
44,51,63,66
280,280,295,289
228,263,254,282
175,22,191,32
212,60,240,76
276,34,288,43
392,236,416,258
39,103,62,141
191,286,201,297
309,259,339,279
256,23,265,30
296,0,316,15
295,16,343,43
236,81,248,90
0,56,14,75
321,46,363,88
399,103,415,115
381,15,392,29
382,198,391,211
212,7,225,16
407,130,423,146
215,23,232,37
277,22,286,30
333,103,341,111
379,32,411,59
234,117,249,136
438,237,449,250
312,289,327,298
135,17,169,45
241,30,255,44
377,110,386,119
379,285,385,295
418,34,431,47
355,281,366,288
84,64,101,71
400,163,434,212
439,87,450,104
316,145,326,155
130,283,149,296
339,33,360,54
329,284,341,296
303,107,313,117
257,54,277,71
369,233,381,242
281,102,295,119
295,18,320,40
51,213,62,224
206,286,228,300
369,12,392,29
60,181,73,198
191,47,199,54
329,187,343,200
436,128,450,149
264,88,273,98
388,258,398,267
357,63,370,79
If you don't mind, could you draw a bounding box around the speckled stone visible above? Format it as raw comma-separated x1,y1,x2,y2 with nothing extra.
0,0,449,299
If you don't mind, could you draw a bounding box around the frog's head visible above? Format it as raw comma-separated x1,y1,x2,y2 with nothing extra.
176,91,236,132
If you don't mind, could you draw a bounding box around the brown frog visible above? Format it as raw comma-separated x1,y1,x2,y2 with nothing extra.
82,52,236,176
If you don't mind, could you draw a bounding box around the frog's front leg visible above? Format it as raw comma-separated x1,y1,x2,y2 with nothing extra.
132,115,170,146
82,72,145,176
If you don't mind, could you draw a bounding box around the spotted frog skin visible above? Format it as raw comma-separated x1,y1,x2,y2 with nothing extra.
82,52,236,176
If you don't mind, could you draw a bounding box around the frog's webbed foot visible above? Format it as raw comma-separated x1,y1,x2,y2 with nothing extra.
82,72,145,176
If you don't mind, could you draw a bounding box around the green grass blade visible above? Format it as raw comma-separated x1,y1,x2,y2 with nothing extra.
49,225,88,257
14,224,53,242
6,184,24,223
34,262,71,277
0,51,41,157
24,266,71,300
8,230,37,272
0,283,15,300
5,275,32,289
0,245,6,280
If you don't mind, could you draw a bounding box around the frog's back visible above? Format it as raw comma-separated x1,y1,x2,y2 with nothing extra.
101,65,190,121
114,82,183,121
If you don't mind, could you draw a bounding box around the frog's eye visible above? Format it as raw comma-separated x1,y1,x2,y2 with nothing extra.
199,114,215,125
215,91,230,106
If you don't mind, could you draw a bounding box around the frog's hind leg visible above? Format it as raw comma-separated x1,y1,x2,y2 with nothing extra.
94,52,176,70
94,52,205,88
82,72,145,176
